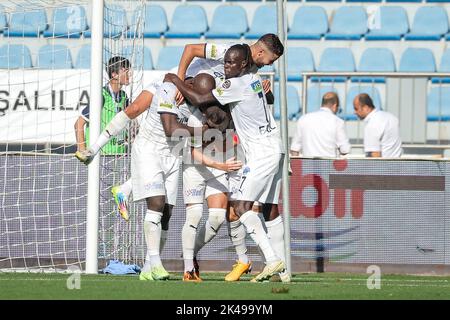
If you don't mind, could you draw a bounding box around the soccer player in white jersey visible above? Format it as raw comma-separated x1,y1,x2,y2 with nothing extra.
165,44,287,282
174,36,290,282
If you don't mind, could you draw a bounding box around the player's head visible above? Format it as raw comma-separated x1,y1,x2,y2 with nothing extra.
183,72,216,107
223,44,252,79
251,33,284,68
353,93,375,120
107,56,131,85
321,92,340,115
204,106,230,133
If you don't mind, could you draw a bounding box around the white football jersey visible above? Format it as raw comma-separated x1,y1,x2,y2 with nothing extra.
137,82,193,155
212,73,283,156
186,58,225,87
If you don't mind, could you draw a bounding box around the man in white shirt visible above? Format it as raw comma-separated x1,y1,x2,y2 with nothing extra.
290,92,351,158
353,93,403,158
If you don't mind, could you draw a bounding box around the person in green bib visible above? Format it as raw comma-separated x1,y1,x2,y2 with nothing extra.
74,56,133,221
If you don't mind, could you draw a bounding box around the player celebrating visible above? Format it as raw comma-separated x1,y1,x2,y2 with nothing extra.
165,44,287,282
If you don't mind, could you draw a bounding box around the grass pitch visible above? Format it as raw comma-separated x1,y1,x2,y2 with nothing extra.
0,272,449,300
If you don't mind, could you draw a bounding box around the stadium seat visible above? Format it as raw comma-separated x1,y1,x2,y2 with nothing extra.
0,44,32,69
399,48,436,72
306,85,340,113
313,48,355,82
122,46,153,70
352,48,396,83
365,6,409,40
385,0,421,2
165,5,207,38
205,5,248,39
285,47,315,81
344,86,382,121
287,6,328,40
432,49,450,83
7,6,47,37
427,87,450,121
325,6,367,40
128,5,167,38
273,84,302,120
43,5,87,38
85,4,127,38
156,46,184,70
404,7,448,40
37,44,73,69
74,45,111,69
245,5,277,39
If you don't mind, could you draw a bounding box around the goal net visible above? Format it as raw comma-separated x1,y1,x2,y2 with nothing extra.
0,0,146,272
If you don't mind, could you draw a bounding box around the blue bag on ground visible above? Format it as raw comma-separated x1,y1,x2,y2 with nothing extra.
102,260,141,275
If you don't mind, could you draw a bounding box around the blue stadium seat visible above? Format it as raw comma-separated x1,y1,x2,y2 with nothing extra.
7,6,47,37
288,6,328,40
128,5,167,38
156,46,184,70
365,6,409,40
205,5,248,39
313,48,355,82
344,86,382,121
165,5,207,38
0,5,7,34
0,44,32,68
325,6,367,40
307,85,339,113
399,48,436,72
404,7,448,40
273,84,302,120
85,4,127,38
352,48,396,83
74,45,110,69
122,46,153,70
245,5,277,39
432,49,450,83
285,47,315,81
43,5,87,38
37,44,73,69
385,0,421,2
427,87,450,121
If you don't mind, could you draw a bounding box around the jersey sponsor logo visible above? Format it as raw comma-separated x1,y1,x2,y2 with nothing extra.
185,188,203,197
159,102,173,109
222,80,231,89
144,181,164,191
215,88,224,96
210,44,217,58
251,81,262,94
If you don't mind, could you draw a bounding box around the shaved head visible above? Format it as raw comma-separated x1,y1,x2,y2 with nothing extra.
192,73,216,94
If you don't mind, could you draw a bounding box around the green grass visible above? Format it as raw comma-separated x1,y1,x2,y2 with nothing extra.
1,272,450,300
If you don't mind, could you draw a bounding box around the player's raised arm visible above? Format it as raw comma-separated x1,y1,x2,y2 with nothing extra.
75,89,154,165
177,44,206,81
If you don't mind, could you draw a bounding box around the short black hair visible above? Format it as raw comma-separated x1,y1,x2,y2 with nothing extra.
257,33,284,57
204,106,230,133
228,43,252,69
107,56,130,79
358,93,375,109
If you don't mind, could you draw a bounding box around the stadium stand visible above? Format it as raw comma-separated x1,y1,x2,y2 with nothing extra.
74,44,111,69
6,6,47,37
325,6,368,40
0,44,33,68
427,87,450,121
273,84,302,120
245,5,277,39
156,46,184,70
123,45,154,70
37,44,73,69
285,47,315,81
0,5,7,34
365,6,409,40
399,48,436,72
85,4,127,38
432,49,450,83
352,48,396,83
165,5,208,38
404,6,449,40
129,4,168,38
43,5,87,38
306,85,340,113
313,48,355,82
344,86,382,120
287,6,328,40
205,5,248,39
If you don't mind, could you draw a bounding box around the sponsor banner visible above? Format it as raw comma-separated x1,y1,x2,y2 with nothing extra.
0,69,168,144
